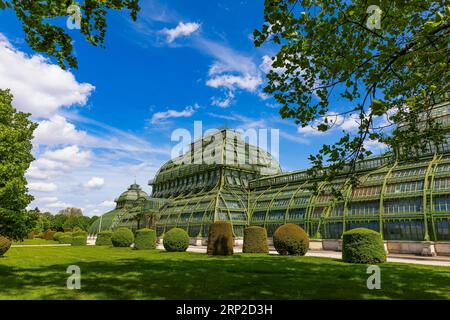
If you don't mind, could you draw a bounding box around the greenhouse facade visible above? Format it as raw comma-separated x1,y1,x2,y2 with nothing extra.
91,99,450,255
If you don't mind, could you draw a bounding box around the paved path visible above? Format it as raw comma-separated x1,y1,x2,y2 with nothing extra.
11,244,71,248
156,244,450,267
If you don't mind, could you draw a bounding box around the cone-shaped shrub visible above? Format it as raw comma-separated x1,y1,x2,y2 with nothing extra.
163,228,189,252
134,228,157,250
96,230,113,246
0,236,11,257
207,221,234,256
243,226,269,253
273,224,309,256
342,228,386,264
111,227,134,247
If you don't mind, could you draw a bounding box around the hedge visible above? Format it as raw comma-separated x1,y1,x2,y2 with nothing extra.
58,234,73,244
44,230,57,240
207,221,234,256
163,228,189,252
0,236,11,257
96,230,113,246
111,228,134,247
243,226,269,253
53,232,64,242
134,228,157,250
273,224,309,256
71,235,87,246
342,228,386,264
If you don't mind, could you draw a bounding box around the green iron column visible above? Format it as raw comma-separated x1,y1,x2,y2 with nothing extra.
379,161,398,240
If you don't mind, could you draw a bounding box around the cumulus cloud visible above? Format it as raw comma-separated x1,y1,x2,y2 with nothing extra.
0,33,95,117
34,115,88,145
28,182,58,192
84,177,105,190
151,104,197,124
26,145,92,180
161,22,201,43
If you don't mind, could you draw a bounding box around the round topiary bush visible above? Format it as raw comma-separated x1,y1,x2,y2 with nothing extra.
163,228,189,252
342,228,386,264
58,234,72,244
95,230,113,246
207,221,234,256
111,227,134,247
243,226,269,254
71,235,87,246
273,224,309,256
53,232,64,242
0,236,12,257
134,228,157,250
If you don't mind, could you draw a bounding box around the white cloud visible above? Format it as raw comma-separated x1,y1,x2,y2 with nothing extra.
84,177,105,190
0,33,95,117
34,115,88,145
206,74,262,92
37,197,58,203
161,22,201,43
28,182,58,192
44,145,91,166
46,201,72,209
151,105,196,124
99,200,116,208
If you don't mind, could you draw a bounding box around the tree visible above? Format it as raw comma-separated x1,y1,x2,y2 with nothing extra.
58,207,83,217
0,0,140,69
0,89,38,240
254,0,450,193
52,213,68,231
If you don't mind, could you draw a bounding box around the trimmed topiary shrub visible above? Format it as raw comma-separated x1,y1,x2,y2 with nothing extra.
58,234,72,244
72,228,88,238
71,235,87,246
96,230,113,246
111,227,134,247
134,228,156,250
243,226,269,254
342,228,386,264
207,221,234,256
163,228,189,252
35,232,44,239
27,231,35,239
53,232,64,242
0,236,12,257
273,224,309,256
44,230,57,240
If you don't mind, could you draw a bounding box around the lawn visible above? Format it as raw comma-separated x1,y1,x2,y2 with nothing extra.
0,245,450,300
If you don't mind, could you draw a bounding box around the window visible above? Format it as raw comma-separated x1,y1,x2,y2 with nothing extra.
251,211,266,221
268,210,285,220
348,201,379,215
384,198,422,214
434,178,450,190
230,212,247,221
288,208,306,220
386,181,424,193
352,186,381,197
433,195,450,212
272,198,289,207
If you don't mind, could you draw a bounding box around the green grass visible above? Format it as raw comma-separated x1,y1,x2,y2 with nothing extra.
12,239,58,245
0,246,449,300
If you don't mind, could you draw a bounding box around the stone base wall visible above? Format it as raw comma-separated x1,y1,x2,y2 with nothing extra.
161,236,450,257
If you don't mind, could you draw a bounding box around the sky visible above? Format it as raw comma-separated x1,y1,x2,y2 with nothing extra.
0,0,386,216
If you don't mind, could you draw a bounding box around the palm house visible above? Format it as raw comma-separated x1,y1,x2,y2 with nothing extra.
91,98,450,256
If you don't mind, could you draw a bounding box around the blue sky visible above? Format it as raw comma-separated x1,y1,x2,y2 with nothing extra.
0,0,385,216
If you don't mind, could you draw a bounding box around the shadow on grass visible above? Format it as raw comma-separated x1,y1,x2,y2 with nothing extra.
0,252,449,300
